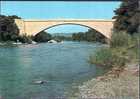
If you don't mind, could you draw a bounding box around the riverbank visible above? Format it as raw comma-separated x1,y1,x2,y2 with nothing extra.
75,32,139,99
77,63,139,99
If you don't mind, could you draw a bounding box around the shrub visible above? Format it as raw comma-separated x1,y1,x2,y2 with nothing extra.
90,48,112,65
72,29,106,43
0,15,20,41
113,0,139,34
89,47,127,68
127,33,140,62
110,32,132,48
89,32,139,69
18,34,33,44
34,31,52,42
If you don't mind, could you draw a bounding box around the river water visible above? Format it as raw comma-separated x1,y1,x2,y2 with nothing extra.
0,41,105,99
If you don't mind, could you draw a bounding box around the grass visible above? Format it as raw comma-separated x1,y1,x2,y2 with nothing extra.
89,32,139,69
80,31,139,98
110,32,132,48
89,47,127,69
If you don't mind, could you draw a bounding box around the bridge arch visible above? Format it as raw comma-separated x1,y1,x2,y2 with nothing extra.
15,19,114,39
37,23,106,38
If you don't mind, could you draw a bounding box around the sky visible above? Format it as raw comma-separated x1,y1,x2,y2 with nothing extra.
1,1,121,33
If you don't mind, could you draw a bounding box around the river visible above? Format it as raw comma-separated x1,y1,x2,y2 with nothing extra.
0,41,105,99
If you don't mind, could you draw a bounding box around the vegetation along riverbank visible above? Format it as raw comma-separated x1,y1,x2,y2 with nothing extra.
77,32,139,99
0,15,107,44
0,0,139,98
0,15,54,44
77,0,140,98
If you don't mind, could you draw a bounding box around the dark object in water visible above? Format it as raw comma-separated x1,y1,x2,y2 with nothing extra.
33,80,46,84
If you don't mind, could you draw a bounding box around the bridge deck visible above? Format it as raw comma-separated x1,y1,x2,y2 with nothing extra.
23,19,115,22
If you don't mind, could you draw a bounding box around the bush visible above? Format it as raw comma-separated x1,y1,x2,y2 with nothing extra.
18,34,33,44
89,48,113,68
127,33,140,62
89,48,127,68
0,15,20,41
110,32,132,48
72,29,106,43
34,31,52,42
90,32,139,69
113,0,139,34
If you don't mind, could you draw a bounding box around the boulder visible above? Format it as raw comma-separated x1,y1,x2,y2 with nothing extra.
48,39,57,43
33,80,46,84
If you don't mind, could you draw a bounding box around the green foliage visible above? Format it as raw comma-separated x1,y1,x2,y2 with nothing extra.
113,0,139,34
84,2,139,96
52,35,72,41
127,33,140,62
52,29,106,43
18,34,33,44
110,32,132,48
7,15,21,19
89,48,127,68
34,31,52,42
72,29,106,43
90,32,139,69
0,15,20,41
72,32,85,41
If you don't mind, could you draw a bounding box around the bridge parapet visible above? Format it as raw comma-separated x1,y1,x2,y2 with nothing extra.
23,19,114,22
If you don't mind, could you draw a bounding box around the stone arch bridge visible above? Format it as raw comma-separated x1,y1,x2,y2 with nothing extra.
15,19,114,39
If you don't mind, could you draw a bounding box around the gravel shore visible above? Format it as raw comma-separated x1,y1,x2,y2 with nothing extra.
77,64,139,99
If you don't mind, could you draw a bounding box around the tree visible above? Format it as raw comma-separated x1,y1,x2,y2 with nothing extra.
72,29,106,43
0,15,20,41
34,31,52,42
113,0,139,34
